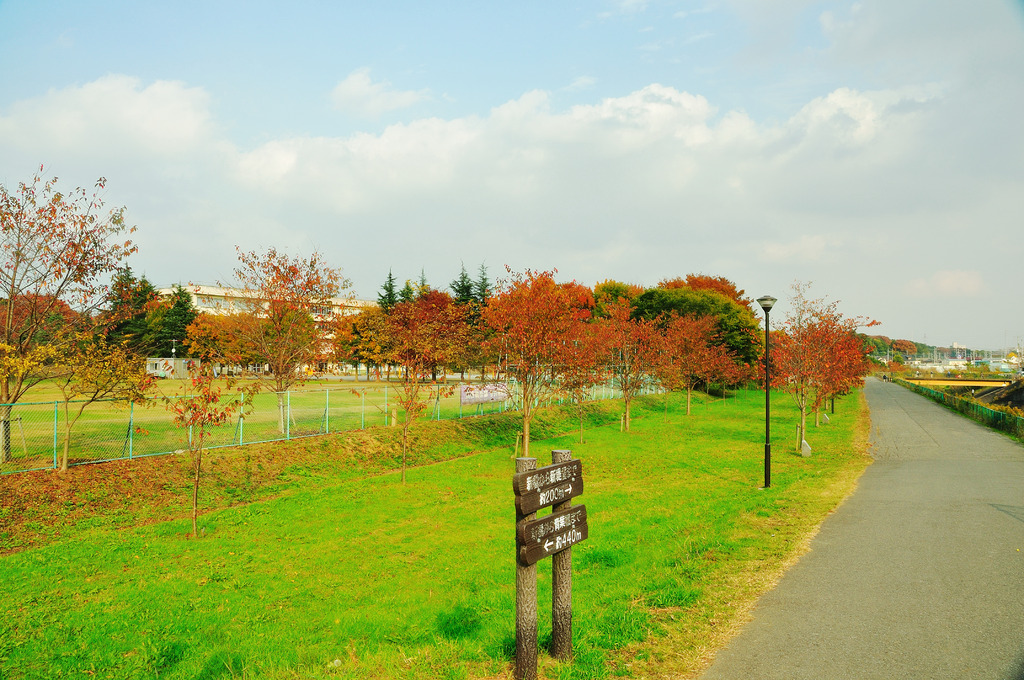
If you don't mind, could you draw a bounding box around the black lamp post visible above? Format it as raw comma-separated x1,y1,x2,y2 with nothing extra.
757,295,777,488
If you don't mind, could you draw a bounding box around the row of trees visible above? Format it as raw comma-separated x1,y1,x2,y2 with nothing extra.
329,269,768,479
2,170,876,499
771,283,877,451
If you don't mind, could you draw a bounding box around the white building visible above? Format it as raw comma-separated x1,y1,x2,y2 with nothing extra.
157,285,375,319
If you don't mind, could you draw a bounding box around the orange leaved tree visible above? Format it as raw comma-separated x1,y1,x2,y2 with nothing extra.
166,364,253,537
657,314,740,415
385,290,470,482
557,321,610,443
483,269,592,458
200,248,348,433
598,300,662,431
0,169,135,462
771,282,876,451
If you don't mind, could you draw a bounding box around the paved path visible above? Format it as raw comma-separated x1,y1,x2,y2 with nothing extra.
700,377,1024,679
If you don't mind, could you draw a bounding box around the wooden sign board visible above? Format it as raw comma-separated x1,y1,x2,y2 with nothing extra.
515,477,583,515
518,506,589,566
513,460,584,515
517,505,587,544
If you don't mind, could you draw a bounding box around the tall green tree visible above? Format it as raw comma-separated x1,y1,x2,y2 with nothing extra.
450,264,474,304
473,263,490,306
105,267,158,353
632,287,761,367
398,280,416,303
378,270,398,312
151,285,198,357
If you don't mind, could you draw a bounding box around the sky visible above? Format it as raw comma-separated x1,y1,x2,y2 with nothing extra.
1,0,1022,350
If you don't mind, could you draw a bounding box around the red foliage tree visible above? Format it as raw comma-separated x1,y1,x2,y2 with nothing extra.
771,283,876,451
556,322,610,443
385,290,470,482
658,274,753,312
166,364,253,537
657,314,739,415
482,269,592,457
891,339,917,358
192,248,348,433
0,169,135,461
597,300,662,431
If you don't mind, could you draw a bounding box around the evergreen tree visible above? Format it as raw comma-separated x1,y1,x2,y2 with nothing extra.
450,264,474,304
473,263,490,306
106,267,158,354
417,269,430,298
398,280,416,303
378,270,398,311
153,285,198,357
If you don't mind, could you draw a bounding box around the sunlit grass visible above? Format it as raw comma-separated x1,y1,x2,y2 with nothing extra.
0,388,870,679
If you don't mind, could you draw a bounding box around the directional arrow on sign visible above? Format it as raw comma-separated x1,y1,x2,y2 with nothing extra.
518,520,589,566
517,506,588,545
514,477,583,515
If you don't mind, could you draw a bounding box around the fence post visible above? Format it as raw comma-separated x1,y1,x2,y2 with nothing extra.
53,401,58,470
129,401,134,460
384,384,388,425
286,391,291,440
361,389,365,430
238,392,245,444
326,388,330,434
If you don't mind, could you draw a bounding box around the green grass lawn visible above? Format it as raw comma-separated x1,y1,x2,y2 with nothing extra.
1,380,620,475
0,388,870,679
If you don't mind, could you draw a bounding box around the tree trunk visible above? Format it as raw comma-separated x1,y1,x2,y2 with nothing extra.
192,448,202,537
276,392,286,434
798,408,807,452
686,387,692,416
401,420,410,483
624,398,631,432
61,419,72,473
522,416,531,458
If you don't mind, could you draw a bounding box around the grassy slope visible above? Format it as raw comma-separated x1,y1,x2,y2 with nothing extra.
0,389,871,679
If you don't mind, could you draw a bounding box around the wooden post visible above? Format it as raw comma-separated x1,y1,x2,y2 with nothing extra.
551,448,573,659
515,457,538,680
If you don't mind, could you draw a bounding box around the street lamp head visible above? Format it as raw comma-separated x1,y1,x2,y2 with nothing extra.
757,295,777,313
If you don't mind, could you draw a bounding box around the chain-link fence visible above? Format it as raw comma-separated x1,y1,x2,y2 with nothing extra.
896,378,1024,440
0,381,645,475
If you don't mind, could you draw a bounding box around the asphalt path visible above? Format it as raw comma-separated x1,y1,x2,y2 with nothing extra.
700,377,1024,679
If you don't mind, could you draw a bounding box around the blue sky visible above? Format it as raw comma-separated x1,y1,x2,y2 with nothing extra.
2,1,1023,349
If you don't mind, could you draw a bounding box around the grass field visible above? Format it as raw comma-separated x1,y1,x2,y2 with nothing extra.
1,379,624,475
0,388,871,679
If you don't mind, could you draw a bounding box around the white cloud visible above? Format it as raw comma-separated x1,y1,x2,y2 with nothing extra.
563,76,598,92
0,75,213,157
0,64,1020,346
330,68,431,118
904,271,985,298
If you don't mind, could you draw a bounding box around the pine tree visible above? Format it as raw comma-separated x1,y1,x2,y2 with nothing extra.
450,264,474,304
473,263,490,306
106,267,158,354
399,280,416,303
417,269,430,298
154,285,199,357
378,270,398,311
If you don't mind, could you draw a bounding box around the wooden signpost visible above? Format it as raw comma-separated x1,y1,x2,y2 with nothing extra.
514,450,588,680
